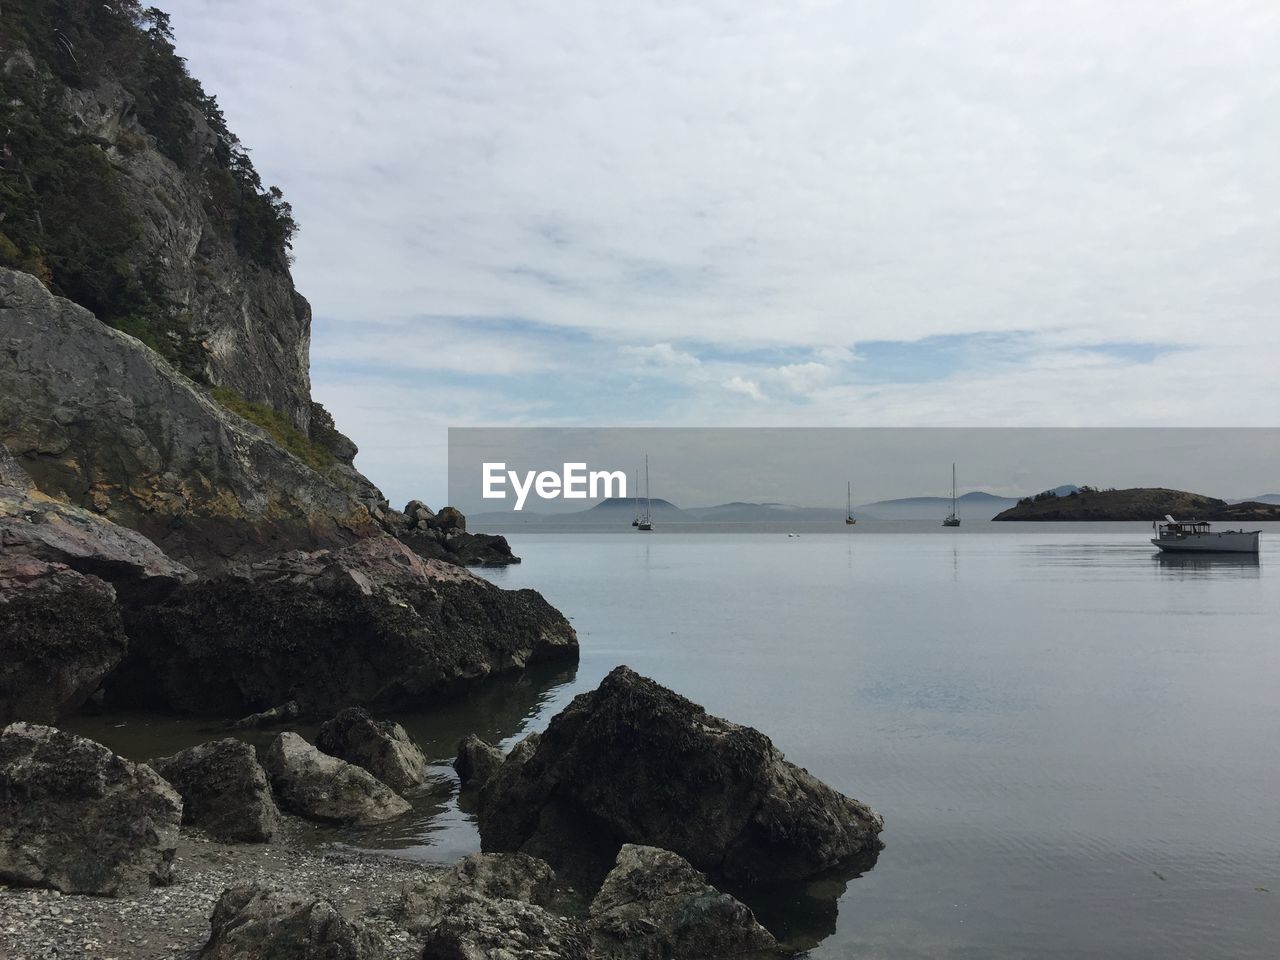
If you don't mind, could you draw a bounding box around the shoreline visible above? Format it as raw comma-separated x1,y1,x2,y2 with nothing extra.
0,830,433,960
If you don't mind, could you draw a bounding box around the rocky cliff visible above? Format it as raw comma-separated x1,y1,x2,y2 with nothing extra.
0,267,383,571
1,1,313,429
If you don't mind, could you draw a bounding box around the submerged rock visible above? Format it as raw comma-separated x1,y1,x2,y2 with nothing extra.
110,536,577,716
263,732,410,825
587,844,780,960
0,723,181,895
201,885,388,959
149,739,281,843
478,666,883,885
455,734,505,791
0,558,128,723
227,700,301,730
316,707,427,791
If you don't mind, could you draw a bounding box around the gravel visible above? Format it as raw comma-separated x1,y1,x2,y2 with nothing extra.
0,828,438,959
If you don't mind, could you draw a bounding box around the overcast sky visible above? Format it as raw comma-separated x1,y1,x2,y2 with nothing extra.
161,1,1280,508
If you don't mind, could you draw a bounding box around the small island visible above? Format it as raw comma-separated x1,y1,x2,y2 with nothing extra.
992,486,1280,521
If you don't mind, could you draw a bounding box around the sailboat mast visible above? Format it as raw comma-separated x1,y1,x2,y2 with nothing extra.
952,463,957,513
645,455,651,516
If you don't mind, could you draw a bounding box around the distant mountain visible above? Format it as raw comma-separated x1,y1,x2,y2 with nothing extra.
685,502,843,522
854,491,1020,521
993,487,1280,521
555,497,691,523
1233,494,1280,505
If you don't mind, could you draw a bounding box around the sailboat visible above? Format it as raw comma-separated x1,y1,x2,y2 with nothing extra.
637,455,653,531
631,464,640,526
943,463,961,527
845,481,857,525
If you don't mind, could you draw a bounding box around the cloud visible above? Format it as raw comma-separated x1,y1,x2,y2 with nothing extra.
724,376,765,401
620,342,702,368
158,0,1280,497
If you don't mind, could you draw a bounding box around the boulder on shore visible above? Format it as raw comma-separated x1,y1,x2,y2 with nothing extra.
316,707,427,791
587,844,781,960
201,885,388,959
0,558,127,724
477,666,884,886
454,734,505,791
109,536,576,716
399,852,557,934
0,723,181,895
263,732,410,825
149,739,281,843
399,853,585,960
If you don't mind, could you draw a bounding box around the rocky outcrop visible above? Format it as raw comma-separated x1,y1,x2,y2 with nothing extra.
110,537,578,716
477,667,883,886
0,267,382,573
1,481,193,602
0,723,181,895
202,885,388,960
263,733,410,825
455,734,505,791
149,739,281,843
316,708,427,791
0,558,127,723
587,845,780,960
381,500,520,567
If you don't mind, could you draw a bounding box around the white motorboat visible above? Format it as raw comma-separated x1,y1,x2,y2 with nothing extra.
1151,516,1260,554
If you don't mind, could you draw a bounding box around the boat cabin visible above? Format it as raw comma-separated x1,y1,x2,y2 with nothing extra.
1154,517,1210,539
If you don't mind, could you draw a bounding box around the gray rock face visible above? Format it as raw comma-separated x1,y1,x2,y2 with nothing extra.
587,845,780,960
110,537,578,716
478,666,884,886
455,734,505,791
202,885,388,960
0,723,182,895
263,732,410,825
0,441,30,490
62,80,314,433
149,739,281,843
316,708,427,791
0,267,382,573
1,483,193,602
0,558,127,723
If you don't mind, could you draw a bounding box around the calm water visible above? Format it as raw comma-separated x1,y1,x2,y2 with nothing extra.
74,523,1280,958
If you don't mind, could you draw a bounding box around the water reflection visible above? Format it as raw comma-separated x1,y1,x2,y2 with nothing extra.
727,850,881,952
1152,552,1261,580
333,660,578,859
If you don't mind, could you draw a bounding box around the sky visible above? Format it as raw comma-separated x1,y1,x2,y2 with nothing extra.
160,1,1280,508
